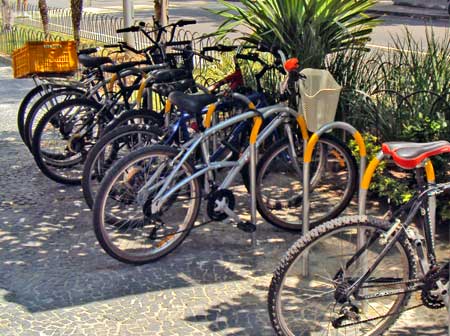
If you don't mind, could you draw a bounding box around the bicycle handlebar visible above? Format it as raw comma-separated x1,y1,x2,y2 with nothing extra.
176,19,196,27
116,26,140,33
202,44,237,53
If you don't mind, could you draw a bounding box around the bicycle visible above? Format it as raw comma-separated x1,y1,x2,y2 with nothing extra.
29,20,199,184
91,50,357,264
268,140,450,335
80,44,276,210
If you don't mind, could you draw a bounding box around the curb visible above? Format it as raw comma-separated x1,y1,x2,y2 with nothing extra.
367,8,449,20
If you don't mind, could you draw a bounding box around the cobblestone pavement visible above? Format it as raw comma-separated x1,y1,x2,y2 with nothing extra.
0,63,448,335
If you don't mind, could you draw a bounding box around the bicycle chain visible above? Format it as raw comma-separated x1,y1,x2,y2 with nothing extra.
335,278,424,328
337,302,424,328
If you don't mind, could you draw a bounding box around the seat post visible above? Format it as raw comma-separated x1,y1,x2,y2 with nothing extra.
415,163,437,265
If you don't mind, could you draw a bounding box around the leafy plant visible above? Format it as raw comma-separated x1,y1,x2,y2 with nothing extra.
349,133,414,205
210,0,380,68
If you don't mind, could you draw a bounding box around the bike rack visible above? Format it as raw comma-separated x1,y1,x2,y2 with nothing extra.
301,121,367,275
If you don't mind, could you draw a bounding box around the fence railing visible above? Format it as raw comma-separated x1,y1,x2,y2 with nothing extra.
0,25,63,54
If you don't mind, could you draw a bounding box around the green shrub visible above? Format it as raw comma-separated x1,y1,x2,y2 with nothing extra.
210,0,380,68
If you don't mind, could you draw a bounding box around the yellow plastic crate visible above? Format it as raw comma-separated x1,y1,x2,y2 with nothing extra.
12,41,78,78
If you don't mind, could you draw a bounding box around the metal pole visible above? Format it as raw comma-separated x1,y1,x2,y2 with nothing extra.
301,139,310,276
160,0,168,26
122,0,135,48
250,142,257,248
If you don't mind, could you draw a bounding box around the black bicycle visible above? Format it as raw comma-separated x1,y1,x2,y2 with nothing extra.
269,140,450,335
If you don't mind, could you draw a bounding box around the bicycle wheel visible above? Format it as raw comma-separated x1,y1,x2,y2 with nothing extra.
18,84,61,144
93,145,201,264
255,134,357,231
102,108,164,134
269,215,416,336
31,98,102,185
24,87,85,150
82,124,164,209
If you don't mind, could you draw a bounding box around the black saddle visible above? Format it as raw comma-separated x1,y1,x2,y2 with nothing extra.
150,69,191,83
168,91,217,116
78,54,112,69
152,79,196,97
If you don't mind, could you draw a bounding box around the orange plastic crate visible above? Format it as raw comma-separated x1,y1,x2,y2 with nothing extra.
12,41,78,78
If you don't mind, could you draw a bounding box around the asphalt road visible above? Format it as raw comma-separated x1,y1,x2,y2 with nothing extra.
27,0,450,48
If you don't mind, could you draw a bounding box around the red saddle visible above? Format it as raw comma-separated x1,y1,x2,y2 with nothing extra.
382,141,450,169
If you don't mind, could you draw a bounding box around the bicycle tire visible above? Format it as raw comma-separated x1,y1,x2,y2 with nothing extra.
31,98,102,185
93,145,201,264
103,108,163,134
255,133,357,231
269,215,416,336
24,87,85,150
82,124,164,209
17,84,63,144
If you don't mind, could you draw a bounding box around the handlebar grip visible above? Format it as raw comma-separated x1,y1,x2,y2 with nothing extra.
202,45,237,53
177,19,197,27
103,44,121,48
257,41,281,54
116,26,140,33
77,47,98,55
236,53,260,62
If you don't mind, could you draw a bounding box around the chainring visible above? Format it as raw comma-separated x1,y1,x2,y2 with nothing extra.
206,189,235,221
421,263,449,309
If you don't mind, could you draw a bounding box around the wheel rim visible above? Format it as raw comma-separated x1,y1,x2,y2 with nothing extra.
97,151,199,261
258,138,354,228
274,224,412,335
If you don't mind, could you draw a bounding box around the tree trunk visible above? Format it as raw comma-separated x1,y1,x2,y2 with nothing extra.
37,0,49,38
154,0,168,26
1,0,14,31
70,0,83,47
154,0,161,24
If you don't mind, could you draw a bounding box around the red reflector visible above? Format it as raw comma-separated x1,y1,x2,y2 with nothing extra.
284,58,299,72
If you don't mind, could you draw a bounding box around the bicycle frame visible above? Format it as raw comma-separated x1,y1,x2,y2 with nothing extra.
140,103,300,215
346,180,450,300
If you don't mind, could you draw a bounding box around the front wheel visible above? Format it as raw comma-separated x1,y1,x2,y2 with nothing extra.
268,215,416,336
82,124,164,209
93,145,201,264
255,134,357,231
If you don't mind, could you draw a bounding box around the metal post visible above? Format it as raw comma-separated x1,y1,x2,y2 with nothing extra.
160,0,168,26
122,0,135,48
250,142,257,248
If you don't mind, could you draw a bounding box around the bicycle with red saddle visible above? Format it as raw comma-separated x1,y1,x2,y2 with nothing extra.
268,140,450,336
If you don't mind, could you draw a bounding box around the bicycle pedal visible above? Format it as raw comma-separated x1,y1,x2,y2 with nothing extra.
237,221,256,233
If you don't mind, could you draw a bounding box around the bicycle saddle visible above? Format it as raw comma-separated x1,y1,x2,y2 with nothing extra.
382,141,450,169
150,69,191,83
168,91,217,115
152,78,195,97
78,54,112,68
101,61,148,73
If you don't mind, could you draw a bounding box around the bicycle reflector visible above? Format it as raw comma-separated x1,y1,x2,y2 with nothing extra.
284,58,299,72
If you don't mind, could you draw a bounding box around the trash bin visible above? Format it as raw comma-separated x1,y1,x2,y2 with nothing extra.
298,68,342,132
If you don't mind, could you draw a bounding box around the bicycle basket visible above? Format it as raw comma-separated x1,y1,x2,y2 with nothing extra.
298,68,342,132
12,41,78,78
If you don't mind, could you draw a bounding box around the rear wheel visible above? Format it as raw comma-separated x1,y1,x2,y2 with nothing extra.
255,134,357,231
93,145,201,264
18,84,61,144
268,215,416,336
24,88,85,150
31,98,102,185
